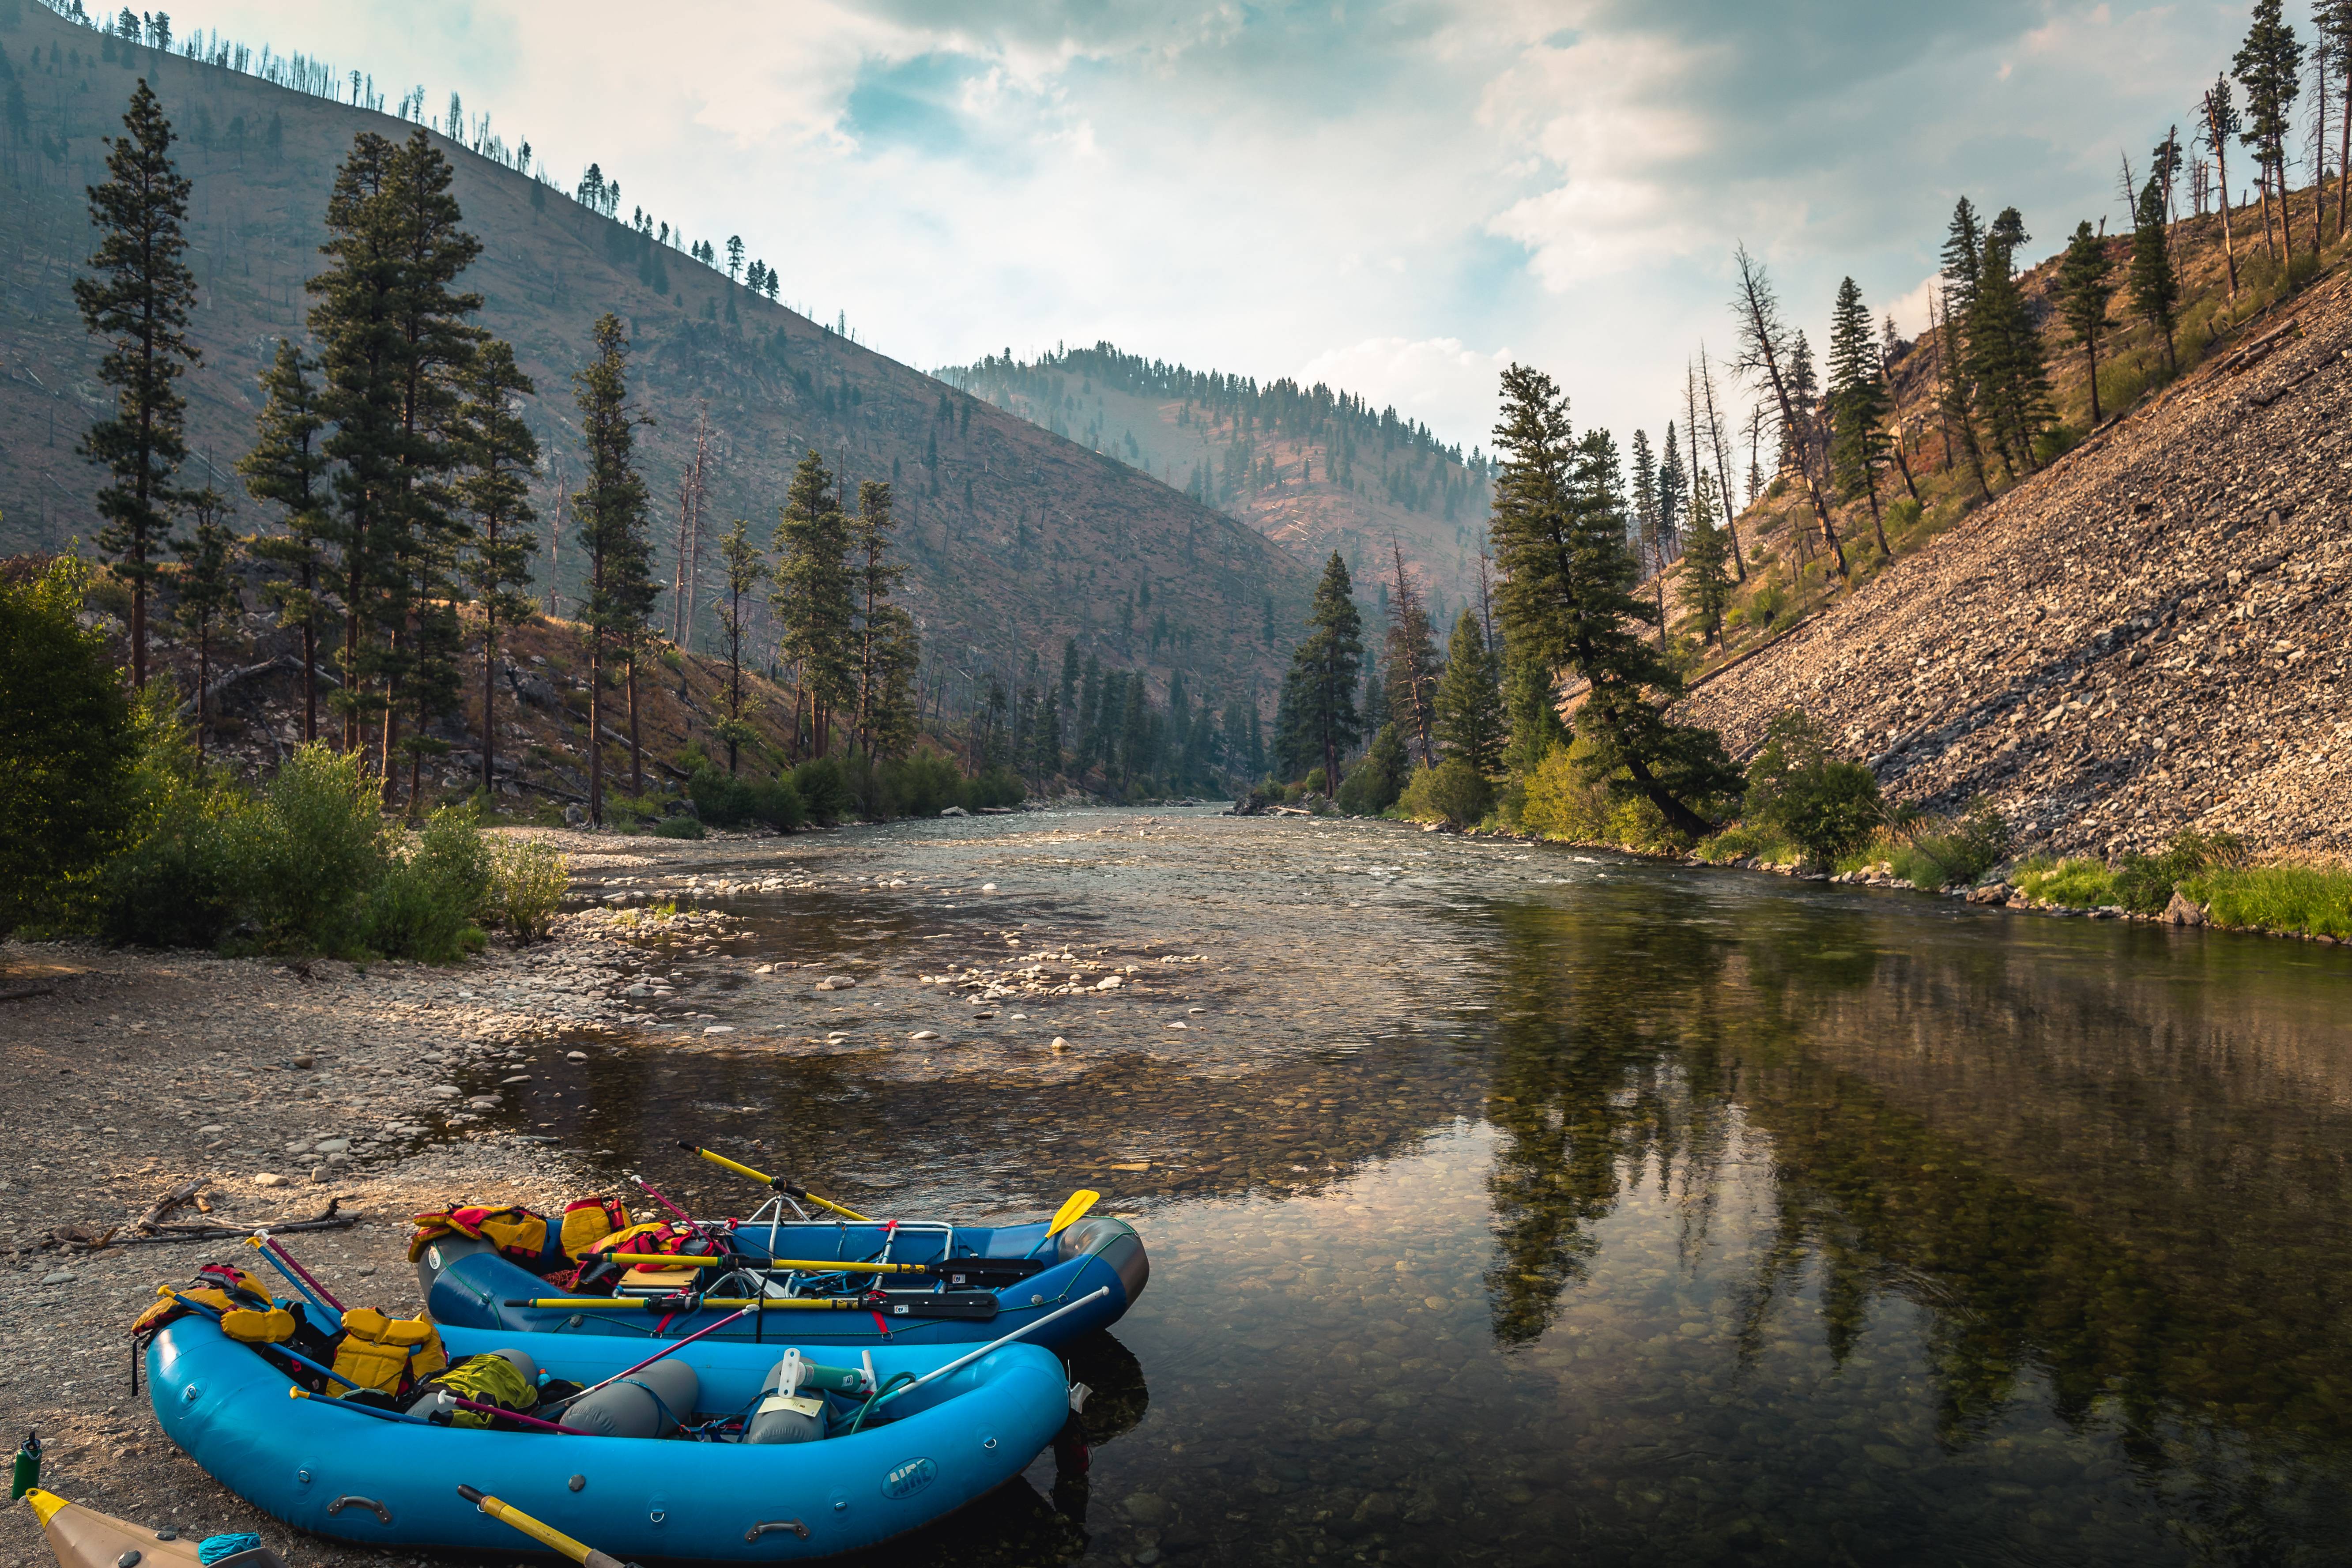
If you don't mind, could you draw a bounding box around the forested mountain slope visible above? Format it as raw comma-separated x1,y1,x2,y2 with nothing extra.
0,0,1314,721
939,344,1496,620
1679,264,2352,859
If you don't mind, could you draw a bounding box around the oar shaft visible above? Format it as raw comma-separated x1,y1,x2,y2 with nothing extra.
260,1232,345,1314
290,1387,434,1425
246,1235,342,1327
508,1296,868,1311
874,1287,1110,1410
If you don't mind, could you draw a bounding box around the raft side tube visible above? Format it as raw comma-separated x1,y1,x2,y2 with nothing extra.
145,1317,1068,1560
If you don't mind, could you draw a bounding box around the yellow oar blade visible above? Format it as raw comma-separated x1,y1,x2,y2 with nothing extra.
680,1142,874,1223
464,1489,592,1566
1046,1189,1101,1237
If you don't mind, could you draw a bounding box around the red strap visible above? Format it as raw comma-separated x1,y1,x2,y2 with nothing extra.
870,1311,891,1338
653,1312,677,1335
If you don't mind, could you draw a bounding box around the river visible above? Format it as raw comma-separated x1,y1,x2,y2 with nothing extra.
481,807,2352,1566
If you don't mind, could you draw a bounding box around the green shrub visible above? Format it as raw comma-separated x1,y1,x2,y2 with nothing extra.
240,744,394,952
2112,830,2245,914
1744,709,1882,865
1520,739,1612,843
487,837,569,942
2185,861,2352,938
1398,758,1493,828
0,555,140,937
358,852,486,963
651,815,706,840
689,767,806,829
882,750,963,816
1336,725,1407,816
1890,800,2012,889
1697,821,1800,865
961,765,1026,810
792,755,850,822
94,764,254,949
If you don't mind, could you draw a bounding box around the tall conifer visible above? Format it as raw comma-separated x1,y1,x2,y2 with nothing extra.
455,339,540,795
1487,366,1737,837
77,79,198,690
772,450,853,756
1285,552,1364,792
1432,609,1504,775
240,340,332,741
1825,276,1891,556
712,519,766,774
2054,221,2117,422
573,313,655,825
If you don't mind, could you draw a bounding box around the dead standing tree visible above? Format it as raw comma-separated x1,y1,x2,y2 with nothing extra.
1731,244,1847,577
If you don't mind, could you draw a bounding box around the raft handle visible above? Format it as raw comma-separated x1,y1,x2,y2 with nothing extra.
744,1520,811,1542
326,1496,392,1524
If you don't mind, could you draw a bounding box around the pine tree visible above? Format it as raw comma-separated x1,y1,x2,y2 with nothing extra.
2127,181,2184,372
1655,420,1685,550
2324,0,2352,242
1500,631,1567,776
2201,75,2244,296
170,491,237,757
2054,221,2117,423
1825,276,1891,556
1487,365,1738,838
1968,216,2054,477
309,131,404,757
849,479,908,753
712,518,766,774
573,313,656,825
77,79,198,690
1382,539,1440,766
1933,200,1994,498
455,339,540,796
1284,552,1365,792
771,449,853,756
1433,609,1504,775
1679,472,1733,645
2235,0,2303,264
239,339,332,742
1059,636,1080,716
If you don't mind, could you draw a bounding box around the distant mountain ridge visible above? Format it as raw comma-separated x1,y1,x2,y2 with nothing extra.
939,342,1497,622
0,0,1315,722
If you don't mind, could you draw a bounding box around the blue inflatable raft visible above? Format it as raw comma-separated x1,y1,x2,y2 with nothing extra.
145,1315,1073,1560
420,1214,1149,1349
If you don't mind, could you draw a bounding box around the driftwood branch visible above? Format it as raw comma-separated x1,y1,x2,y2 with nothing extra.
113,1214,361,1247
133,1179,208,1234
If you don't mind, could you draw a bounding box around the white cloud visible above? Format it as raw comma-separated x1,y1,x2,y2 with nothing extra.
1298,338,1518,444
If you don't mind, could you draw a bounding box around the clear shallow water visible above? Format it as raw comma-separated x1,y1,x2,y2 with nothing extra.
482,812,2352,1565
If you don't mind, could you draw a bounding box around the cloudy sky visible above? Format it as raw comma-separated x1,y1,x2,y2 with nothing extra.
178,0,2269,456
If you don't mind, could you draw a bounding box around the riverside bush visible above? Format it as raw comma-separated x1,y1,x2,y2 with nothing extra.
792,754,851,822
1399,758,1493,829
886,750,964,816
0,555,139,937
1337,725,1407,816
650,814,706,839
2112,830,2246,914
487,837,569,941
2013,856,2119,907
688,767,806,830
1744,709,1882,865
961,765,1026,811
1888,800,2012,890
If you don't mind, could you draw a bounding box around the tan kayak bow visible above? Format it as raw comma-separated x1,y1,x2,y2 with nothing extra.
22,1491,283,1568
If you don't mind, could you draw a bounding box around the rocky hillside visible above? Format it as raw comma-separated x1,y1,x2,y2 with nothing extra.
939,344,1496,617
1678,264,2352,859
0,2,1314,716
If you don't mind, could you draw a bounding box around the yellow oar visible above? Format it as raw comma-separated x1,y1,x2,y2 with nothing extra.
457,1487,627,1568
591,1254,936,1274
508,1296,874,1311
1025,1189,1101,1257
676,1142,871,1222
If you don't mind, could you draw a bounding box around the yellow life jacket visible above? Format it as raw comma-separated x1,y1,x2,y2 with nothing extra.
329,1308,448,1398
406,1204,554,1267
129,1266,276,1337
559,1196,634,1261
219,1306,296,1345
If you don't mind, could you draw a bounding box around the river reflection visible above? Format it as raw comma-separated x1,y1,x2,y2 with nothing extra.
489,816,2352,1564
